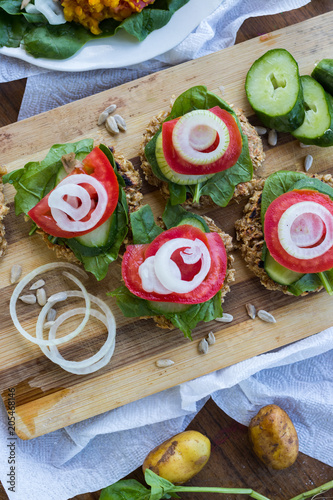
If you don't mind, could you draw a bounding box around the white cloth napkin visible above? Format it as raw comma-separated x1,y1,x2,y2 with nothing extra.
2,1,332,500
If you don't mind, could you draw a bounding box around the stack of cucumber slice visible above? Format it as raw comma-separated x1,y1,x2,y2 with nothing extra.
245,49,333,147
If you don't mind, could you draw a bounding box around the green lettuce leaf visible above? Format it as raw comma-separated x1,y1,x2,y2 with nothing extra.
144,85,253,207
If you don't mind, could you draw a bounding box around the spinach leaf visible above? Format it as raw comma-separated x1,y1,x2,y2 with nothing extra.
111,286,222,339
110,286,154,318
260,170,306,225
3,139,93,215
0,10,28,48
162,199,209,231
131,205,163,245
23,24,94,60
287,273,323,296
99,478,151,500
144,86,253,207
288,177,333,199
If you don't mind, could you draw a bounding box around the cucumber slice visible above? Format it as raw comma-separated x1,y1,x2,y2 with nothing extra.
245,48,305,132
312,59,333,95
264,251,304,285
65,216,116,257
177,215,208,232
155,133,215,185
147,300,191,314
291,75,333,146
75,216,113,247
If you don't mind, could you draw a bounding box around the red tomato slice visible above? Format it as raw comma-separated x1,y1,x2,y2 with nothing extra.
264,189,333,273
122,225,227,304
162,106,242,175
28,147,119,238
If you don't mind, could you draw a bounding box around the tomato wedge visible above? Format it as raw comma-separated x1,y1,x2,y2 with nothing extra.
28,147,119,238
122,225,227,304
264,189,333,273
162,106,242,175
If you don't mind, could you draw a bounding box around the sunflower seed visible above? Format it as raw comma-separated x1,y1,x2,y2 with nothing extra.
206,331,216,345
10,264,22,284
37,288,47,306
198,338,209,354
104,104,117,115
268,129,278,146
246,303,256,320
155,359,174,368
19,294,36,304
30,279,45,290
299,142,310,148
47,308,57,322
258,309,276,323
215,313,233,323
304,154,313,172
114,114,127,132
43,321,55,330
255,126,267,135
105,115,120,135
97,111,109,126
48,291,68,303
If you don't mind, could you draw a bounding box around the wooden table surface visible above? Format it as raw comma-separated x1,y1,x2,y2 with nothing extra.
0,1,332,499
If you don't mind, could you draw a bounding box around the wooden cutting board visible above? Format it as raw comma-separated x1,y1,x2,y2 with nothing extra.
1,12,333,440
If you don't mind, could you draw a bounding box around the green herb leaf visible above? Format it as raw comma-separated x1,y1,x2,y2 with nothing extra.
287,273,323,296
145,469,178,500
131,205,164,244
99,478,151,500
3,139,93,215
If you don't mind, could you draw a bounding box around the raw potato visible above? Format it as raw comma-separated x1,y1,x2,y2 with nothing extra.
248,404,299,470
142,430,211,484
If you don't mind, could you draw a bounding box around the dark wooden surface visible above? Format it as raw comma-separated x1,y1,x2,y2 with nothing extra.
0,1,332,498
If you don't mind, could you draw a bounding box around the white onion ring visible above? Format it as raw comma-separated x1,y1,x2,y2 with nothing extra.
48,174,108,233
278,201,333,259
37,297,116,374
10,263,88,347
172,110,230,165
34,271,91,346
154,238,211,294
9,263,117,375
49,184,91,221
139,256,180,294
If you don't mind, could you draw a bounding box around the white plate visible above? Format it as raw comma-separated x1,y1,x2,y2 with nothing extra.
0,0,221,72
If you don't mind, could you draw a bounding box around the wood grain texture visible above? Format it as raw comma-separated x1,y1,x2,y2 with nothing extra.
1,12,333,440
